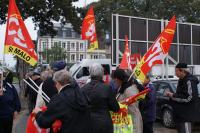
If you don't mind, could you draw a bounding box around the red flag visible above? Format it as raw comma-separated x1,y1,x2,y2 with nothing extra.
134,16,176,82
119,35,132,70
121,89,150,105
130,53,141,69
26,106,62,133
4,0,38,66
81,6,98,51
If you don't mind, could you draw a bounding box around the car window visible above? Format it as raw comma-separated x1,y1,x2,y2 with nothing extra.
156,82,171,95
198,83,200,95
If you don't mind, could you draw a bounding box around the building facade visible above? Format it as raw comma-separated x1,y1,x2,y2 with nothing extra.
37,23,88,64
37,22,109,64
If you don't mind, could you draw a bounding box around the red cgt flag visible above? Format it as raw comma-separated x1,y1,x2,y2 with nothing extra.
4,0,38,66
81,6,98,51
133,16,176,83
119,35,132,70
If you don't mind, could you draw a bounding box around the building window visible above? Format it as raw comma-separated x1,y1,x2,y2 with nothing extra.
80,54,84,60
70,54,76,62
62,42,66,48
71,43,75,50
80,43,84,51
42,42,47,50
94,55,98,59
54,42,58,47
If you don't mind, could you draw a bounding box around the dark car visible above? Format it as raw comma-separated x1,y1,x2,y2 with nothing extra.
153,80,178,128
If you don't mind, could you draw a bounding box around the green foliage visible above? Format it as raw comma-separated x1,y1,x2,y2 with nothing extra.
85,0,200,41
45,44,67,64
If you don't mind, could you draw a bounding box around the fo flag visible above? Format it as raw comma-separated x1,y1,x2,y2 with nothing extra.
133,16,176,83
81,6,98,51
4,0,38,66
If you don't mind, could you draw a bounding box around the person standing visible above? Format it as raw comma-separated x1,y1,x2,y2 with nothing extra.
139,75,156,133
166,63,199,133
81,63,120,133
0,72,21,133
34,70,91,133
114,69,143,133
25,72,42,113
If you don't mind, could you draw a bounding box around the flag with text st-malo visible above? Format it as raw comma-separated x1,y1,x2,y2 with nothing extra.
81,6,98,51
4,0,38,66
134,16,176,83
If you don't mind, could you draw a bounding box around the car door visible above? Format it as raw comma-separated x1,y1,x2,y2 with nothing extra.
155,82,171,119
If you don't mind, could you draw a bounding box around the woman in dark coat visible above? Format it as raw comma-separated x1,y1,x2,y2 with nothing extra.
81,63,120,133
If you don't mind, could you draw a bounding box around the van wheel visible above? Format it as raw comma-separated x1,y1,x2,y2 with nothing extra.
162,109,175,128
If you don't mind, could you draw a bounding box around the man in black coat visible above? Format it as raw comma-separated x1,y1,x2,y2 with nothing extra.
33,70,91,133
166,63,199,133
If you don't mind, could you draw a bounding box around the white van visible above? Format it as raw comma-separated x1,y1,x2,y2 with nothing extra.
69,59,111,87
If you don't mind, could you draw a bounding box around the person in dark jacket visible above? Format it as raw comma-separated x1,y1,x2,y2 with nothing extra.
139,75,156,133
166,63,199,133
0,73,21,133
34,70,91,133
25,72,42,113
41,60,66,105
81,63,120,133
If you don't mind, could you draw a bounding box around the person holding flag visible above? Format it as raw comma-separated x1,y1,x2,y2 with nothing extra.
113,69,143,133
139,75,156,133
33,70,92,133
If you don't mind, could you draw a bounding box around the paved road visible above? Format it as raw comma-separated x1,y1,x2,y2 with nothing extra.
13,110,178,133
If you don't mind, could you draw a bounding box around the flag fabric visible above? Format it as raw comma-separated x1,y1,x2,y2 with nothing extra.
81,6,98,51
26,106,62,133
4,0,38,66
133,16,176,83
119,35,132,70
130,53,141,69
26,107,50,133
111,103,133,133
121,88,150,105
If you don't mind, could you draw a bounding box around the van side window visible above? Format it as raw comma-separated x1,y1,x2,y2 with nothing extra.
76,67,89,79
102,64,110,75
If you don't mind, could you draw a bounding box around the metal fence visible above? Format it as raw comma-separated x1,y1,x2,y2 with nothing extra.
112,14,200,67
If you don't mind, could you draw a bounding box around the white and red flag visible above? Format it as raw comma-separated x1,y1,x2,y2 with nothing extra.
81,6,98,51
4,0,38,66
133,16,176,82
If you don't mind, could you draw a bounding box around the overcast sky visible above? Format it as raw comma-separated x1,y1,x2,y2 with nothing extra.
0,0,99,67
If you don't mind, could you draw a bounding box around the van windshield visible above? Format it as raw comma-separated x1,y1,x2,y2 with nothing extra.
69,63,79,74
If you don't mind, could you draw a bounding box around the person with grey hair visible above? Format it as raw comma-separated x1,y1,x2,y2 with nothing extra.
81,63,120,133
166,63,199,133
33,70,92,133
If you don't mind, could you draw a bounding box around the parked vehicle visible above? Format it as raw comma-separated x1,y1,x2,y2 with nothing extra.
153,80,177,128
69,59,111,87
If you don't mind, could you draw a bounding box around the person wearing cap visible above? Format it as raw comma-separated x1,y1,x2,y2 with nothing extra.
0,71,21,133
166,63,199,133
40,61,66,105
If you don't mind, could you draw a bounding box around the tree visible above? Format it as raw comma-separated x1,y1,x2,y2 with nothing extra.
44,45,67,64
84,0,200,46
0,0,82,36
